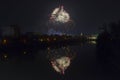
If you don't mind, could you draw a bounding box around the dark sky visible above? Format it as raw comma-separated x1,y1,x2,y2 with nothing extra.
0,0,120,34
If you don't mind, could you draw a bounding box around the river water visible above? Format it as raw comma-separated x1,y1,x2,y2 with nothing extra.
0,41,120,80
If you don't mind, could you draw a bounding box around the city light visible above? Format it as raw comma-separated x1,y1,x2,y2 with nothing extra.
3,39,7,44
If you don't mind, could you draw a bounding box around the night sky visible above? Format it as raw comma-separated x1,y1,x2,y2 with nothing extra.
0,0,120,34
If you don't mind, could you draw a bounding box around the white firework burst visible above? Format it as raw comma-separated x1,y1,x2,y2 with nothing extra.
50,6,70,23
47,5,75,35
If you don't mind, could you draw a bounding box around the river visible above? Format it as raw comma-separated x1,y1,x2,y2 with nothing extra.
0,41,119,80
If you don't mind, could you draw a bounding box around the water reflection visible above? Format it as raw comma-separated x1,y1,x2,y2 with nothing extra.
47,46,76,75
0,39,120,80
51,56,70,74
0,53,9,61
88,41,96,44
0,42,97,80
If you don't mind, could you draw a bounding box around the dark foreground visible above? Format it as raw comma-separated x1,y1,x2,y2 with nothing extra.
0,41,120,80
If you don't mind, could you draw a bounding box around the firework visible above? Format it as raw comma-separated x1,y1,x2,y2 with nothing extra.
50,6,70,23
47,5,75,35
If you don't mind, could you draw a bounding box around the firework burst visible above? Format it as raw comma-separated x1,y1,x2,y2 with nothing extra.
47,5,75,35
50,6,70,23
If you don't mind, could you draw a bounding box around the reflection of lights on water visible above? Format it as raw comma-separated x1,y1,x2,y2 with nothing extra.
47,38,50,41
64,37,67,40
53,38,56,40
51,56,70,74
47,47,50,50
2,39,7,44
1,54,9,60
39,39,43,42
23,39,26,43
3,54,8,58
23,51,27,54
89,41,96,44
47,46,76,74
